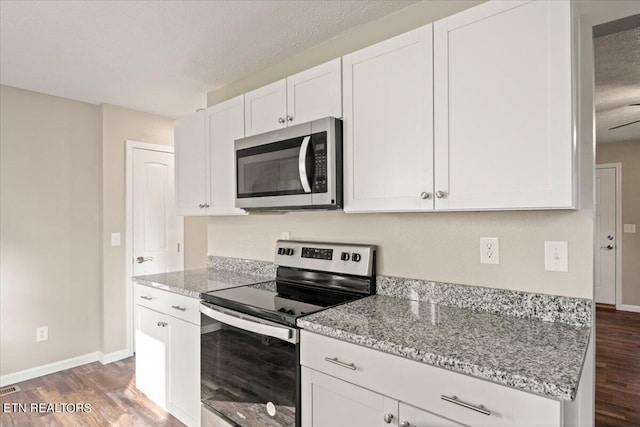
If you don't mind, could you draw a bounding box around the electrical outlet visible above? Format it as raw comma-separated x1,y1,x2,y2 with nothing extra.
111,232,121,247
480,237,500,264
280,231,290,240
624,224,636,233
545,241,568,272
36,326,48,342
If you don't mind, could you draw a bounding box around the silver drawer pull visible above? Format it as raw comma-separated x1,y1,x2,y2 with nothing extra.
441,395,491,416
140,296,153,300
324,356,356,370
171,305,186,311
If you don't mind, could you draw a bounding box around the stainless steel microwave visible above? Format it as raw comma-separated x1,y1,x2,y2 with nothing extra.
234,117,342,211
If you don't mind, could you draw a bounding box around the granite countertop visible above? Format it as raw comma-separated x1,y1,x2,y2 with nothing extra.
297,294,590,401
132,268,271,298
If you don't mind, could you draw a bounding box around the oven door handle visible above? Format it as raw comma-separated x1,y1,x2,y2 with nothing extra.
298,136,312,193
200,303,293,342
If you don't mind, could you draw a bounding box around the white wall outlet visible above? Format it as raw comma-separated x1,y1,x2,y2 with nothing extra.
545,241,568,272
480,237,500,264
36,326,48,342
111,232,121,247
280,231,291,240
623,224,636,233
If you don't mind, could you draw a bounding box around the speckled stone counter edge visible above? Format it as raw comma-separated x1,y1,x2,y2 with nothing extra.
377,275,592,328
297,318,585,400
207,255,277,278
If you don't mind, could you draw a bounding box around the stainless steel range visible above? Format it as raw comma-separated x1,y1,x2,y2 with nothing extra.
200,240,376,427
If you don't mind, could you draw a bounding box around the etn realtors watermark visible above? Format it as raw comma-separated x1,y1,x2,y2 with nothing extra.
2,402,92,413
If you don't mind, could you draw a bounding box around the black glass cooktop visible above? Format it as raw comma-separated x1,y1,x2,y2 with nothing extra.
201,282,343,327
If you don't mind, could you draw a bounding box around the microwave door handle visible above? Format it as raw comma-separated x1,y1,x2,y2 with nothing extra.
298,136,312,193
200,303,293,342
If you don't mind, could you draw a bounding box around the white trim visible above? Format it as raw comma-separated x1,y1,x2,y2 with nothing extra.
98,348,130,365
618,304,640,313
0,352,100,387
595,163,622,309
125,140,180,358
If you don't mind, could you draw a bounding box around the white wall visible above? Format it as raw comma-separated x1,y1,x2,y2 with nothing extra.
0,85,101,376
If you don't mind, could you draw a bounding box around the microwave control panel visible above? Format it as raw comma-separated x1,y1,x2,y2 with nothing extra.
312,133,327,193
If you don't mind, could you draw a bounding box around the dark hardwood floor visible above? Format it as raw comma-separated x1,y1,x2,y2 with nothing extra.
596,308,640,427
0,357,183,427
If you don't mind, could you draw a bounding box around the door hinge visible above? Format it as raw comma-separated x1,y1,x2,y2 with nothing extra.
177,243,181,253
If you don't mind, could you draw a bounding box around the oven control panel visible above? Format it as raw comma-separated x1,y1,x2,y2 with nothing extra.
275,240,375,276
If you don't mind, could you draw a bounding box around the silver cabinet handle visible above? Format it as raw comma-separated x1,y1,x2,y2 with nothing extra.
286,115,293,122
157,321,167,327
136,256,153,264
436,190,447,199
400,422,411,427
204,203,210,208
383,413,394,424
600,245,614,250
278,117,285,124
441,395,491,416
140,295,152,301
324,356,356,370
420,192,431,200
171,305,186,311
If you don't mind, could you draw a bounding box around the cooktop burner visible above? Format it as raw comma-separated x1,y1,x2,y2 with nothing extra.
201,240,376,327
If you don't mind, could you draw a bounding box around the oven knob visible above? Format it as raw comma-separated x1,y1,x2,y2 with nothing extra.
352,253,361,262
285,248,294,256
277,248,285,256
340,252,350,261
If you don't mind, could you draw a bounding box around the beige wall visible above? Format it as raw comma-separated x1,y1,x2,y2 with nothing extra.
206,0,594,300
0,86,101,375
0,88,208,376
100,104,207,353
596,141,640,306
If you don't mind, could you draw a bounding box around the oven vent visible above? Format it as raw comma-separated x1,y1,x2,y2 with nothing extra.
0,385,20,396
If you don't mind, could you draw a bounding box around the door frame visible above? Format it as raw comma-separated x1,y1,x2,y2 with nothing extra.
125,140,183,356
595,163,622,310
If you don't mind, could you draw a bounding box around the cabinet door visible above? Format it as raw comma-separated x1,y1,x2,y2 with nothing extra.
399,402,466,427
135,305,167,408
166,315,200,427
343,25,434,212
175,111,208,215
206,96,247,216
287,58,342,125
434,0,574,210
244,79,287,136
302,367,397,427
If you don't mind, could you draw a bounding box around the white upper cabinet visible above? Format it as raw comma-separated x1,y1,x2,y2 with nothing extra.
175,111,207,215
244,58,342,136
287,58,342,125
175,96,246,216
433,0,574,210
343,25,434,212
244,79,287,136
206,95,247,215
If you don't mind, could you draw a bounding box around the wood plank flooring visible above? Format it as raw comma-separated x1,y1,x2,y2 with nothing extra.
0,357,184,427
596,308,640,427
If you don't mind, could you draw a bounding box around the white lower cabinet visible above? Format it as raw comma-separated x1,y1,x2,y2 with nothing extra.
134,285,200,427
301,331,565,427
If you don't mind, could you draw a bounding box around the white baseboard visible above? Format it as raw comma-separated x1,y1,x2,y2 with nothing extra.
0,348,132,387
98,348,132,364
0,352,99,387
618,304,640,313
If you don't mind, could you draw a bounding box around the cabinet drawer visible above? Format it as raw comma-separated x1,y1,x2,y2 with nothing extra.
300,331,561,427
134,284,201,325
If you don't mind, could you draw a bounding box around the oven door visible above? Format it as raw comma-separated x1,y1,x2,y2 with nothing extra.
200,302,299,427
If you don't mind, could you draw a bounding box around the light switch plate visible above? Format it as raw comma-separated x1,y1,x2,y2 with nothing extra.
624,224,636,233
111,233,121,247
545,241,568,272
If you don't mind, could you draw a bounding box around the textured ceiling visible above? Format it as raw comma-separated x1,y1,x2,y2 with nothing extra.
594,26,640,144
0,0,415,118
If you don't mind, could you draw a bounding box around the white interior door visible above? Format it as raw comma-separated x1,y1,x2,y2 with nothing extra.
595,166,617,304
133,148,184,276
